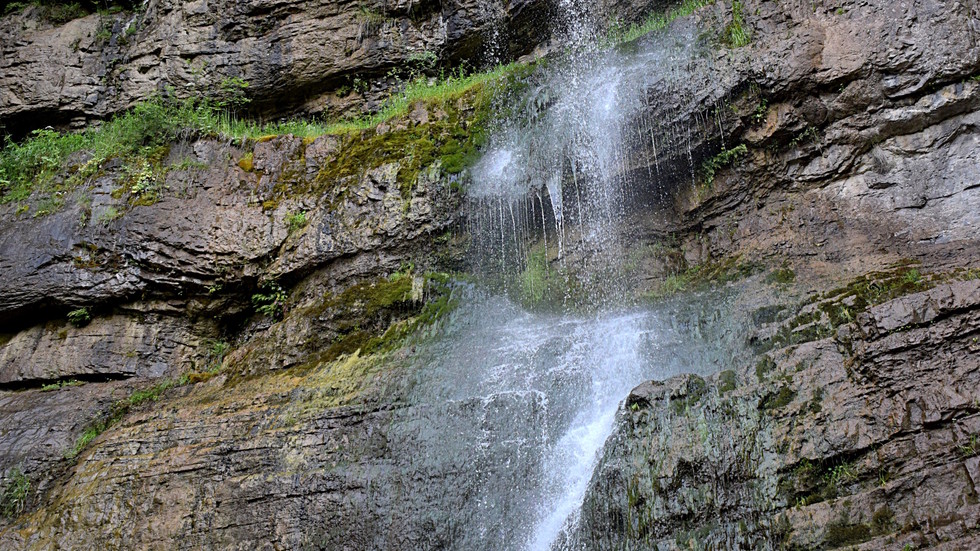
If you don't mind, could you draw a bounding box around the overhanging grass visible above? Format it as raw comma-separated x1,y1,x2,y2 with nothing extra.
0,61,524,205
605,0,716,46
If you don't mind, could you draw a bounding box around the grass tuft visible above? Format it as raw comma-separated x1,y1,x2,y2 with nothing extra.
0,467,30,519
605,0,716,46
724,1,751,48
0,61,525,210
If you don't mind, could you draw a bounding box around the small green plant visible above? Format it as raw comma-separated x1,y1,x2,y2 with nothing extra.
753,98,769,125
126,157,158,199
96,206,123,225
94,19,112,41
67,307,91,327
701,144,749,185
252,281,288,320
877,467,889,487
0,467,30,519
201,339,230,375
40,379,84,391
352,77,369,94
790,126,821,148
286,210,308,233
903,268,922,286
825,462,858,490
959,434,980,457
237,152,254,172
724,1,751,47
407,50,439,76
214,76,251,113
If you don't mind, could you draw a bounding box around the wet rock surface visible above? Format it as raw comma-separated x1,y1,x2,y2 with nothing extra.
576,276,980,549
568,1,980,548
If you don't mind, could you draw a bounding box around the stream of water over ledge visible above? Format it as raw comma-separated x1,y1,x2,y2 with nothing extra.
395,2,746,549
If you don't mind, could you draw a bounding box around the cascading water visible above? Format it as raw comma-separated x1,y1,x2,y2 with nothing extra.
398,2,746,550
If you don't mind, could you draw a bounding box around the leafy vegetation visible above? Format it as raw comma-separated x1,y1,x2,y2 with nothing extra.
761,386,796,410
701,143,748,185
286,210,308,233
65,384,161,460
63,357,232,460
0,467,29,519
252,281,288,321
781,457,864,509
959,434,980,457
0,59,525,212
646,256,758,300
67,307,91,327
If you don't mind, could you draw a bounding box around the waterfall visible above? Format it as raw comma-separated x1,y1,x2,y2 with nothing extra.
402,3,742,550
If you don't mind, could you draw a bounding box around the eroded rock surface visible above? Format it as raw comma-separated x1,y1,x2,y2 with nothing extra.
576,276,980,549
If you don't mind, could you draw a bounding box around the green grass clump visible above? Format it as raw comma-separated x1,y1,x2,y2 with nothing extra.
959,434,980,457
0,467,30,519
605,0,716,45
40,379,85,392
1,60,524,210
252,281,288,321
286,210,308,233
824,520,872,547
761,386,796,410
63,373,206,460
723,1,751,47
646,255,758,300
66,307,91,327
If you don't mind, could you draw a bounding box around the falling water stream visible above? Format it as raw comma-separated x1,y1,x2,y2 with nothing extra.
398,2,744,550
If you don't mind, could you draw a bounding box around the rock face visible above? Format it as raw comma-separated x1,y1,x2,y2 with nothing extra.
576,276,980,549
0,0,682,135
1,0,979,549
0,0,556,134
565,0,980,548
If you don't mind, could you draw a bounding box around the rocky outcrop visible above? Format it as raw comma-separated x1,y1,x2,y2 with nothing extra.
0,0,556,134
576,275,980,549
566,0,980,548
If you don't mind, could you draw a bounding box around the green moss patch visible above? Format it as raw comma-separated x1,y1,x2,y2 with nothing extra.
646,256,759,300
755,263,971,353
311,88,491,197
302,272,460,364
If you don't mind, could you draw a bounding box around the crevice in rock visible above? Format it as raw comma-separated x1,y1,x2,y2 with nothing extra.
0,372,133,393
